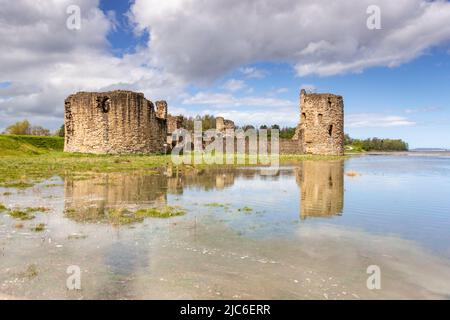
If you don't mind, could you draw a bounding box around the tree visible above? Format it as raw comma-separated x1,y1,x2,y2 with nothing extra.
279,127,296,139
271,124,280,130
345,134,408,151
56,124,65,137
30,126,51,136
344,134,353,145
6,120,31,135
241,125,255,131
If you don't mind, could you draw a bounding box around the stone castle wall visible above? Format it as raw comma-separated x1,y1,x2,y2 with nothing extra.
295,89,344,156
64,90,167,154
64,88,344,156
216,117,235,132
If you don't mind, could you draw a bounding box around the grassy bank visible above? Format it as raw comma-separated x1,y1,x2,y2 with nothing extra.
0,134,347,186
0,135,64,156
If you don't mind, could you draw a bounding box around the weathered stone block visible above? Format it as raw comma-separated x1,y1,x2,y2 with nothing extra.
295,89,344,156
64,90,167,154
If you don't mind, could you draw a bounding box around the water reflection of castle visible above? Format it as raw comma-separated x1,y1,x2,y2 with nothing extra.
295,161,344,219
64,162,344,223
63,169,242,222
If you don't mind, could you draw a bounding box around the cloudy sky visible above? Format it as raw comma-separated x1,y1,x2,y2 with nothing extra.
1,0,450,148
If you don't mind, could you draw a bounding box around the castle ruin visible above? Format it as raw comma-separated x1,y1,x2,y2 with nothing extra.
293,89,344,156
64,90,167,154
63,88,344,156
215,117,235,132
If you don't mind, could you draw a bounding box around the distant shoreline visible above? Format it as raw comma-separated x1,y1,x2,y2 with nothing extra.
364,151,450,156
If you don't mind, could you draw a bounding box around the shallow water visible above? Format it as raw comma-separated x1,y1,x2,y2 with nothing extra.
1,155,450,299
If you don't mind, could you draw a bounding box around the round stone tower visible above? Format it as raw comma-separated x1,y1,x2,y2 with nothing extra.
299,89,344,156
64,90,167,154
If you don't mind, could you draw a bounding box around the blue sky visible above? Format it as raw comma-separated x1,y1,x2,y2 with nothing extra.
1,0,450,149
100,0,450,148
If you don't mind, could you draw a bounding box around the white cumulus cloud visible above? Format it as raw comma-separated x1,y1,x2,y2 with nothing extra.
346,113,416,128
130,0,450,80
222,79,246,92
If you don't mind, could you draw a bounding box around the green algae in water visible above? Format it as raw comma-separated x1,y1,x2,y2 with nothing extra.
109,206,187,225
25,207,50,213
135,206,187,219
108,208,142,225
0,203,7,211
0,181,35,188
67,233,88,240
204,202,230,208
5,207,50,220
9,210,35,220
65,206,187,225
238,206,253,213
19,264,39,279
30,223,46,232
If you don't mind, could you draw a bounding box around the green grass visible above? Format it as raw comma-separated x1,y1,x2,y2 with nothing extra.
0,134,348,186
0,135,64,156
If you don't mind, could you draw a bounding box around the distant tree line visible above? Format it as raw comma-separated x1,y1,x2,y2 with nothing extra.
345,134,409,151
2,119,64,137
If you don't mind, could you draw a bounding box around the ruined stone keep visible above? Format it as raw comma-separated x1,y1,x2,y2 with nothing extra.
215,117,235,132
64,90,167,154
293,89,344,156
64,88,344,156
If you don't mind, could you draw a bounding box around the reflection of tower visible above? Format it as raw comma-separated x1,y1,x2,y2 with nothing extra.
215,173,235,190
64,172,168,223
295,160,344,220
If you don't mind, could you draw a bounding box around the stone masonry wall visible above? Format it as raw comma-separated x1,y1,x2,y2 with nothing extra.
296,89,344,156
215,117,235,132
64,90,167,154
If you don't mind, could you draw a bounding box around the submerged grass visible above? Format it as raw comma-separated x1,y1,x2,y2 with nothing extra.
30,223,46,232
204,202,230,208
65,206,187,225
0,181,35,188
135,206,187,219
238,206,253,213
9,210,35,220
1,206,50,220
19,264,39,279
67,233,88,240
